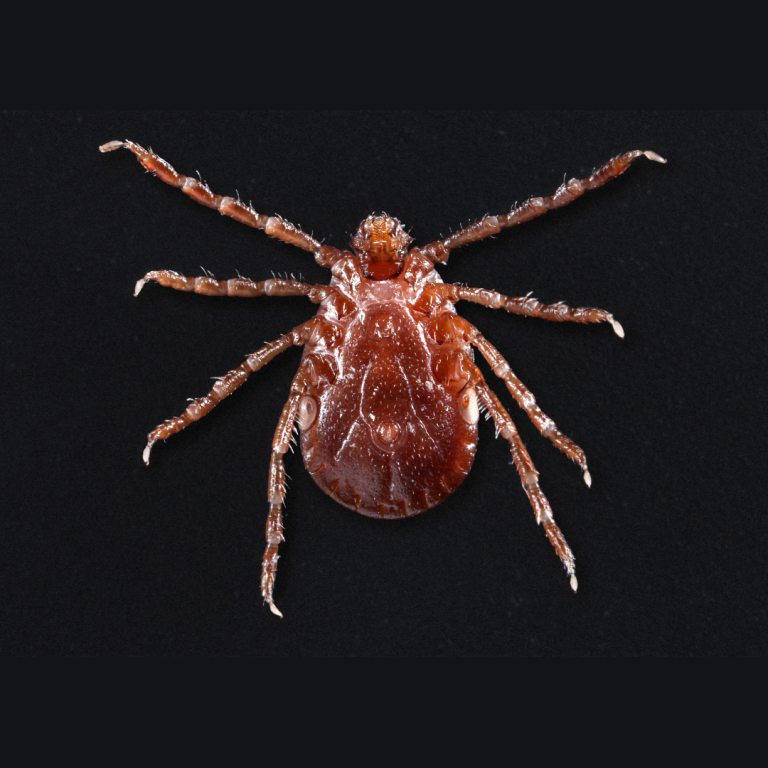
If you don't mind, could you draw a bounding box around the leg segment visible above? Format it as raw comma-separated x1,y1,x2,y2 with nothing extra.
475,381,577,592
134,270,331,303
99,140,346,268
142,319,317,464
412,150,666,263
261,361,312,618
435,284,624,338
451,315,592,486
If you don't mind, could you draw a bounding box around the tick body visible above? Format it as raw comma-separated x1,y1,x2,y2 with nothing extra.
302,272,478,518
101,139,665,616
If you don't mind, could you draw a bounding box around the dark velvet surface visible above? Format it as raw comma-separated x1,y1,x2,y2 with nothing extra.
2,111,764,655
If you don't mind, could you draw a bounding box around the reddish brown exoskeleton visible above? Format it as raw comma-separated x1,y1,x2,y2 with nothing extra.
100,140,665,616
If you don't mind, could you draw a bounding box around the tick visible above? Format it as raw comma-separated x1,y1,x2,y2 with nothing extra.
100,139,665,616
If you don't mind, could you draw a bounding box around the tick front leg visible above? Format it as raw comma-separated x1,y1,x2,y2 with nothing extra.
438,285,624,338
412,149,665,263
134,270,330,302
100,140,347,267
452,316,592,486
475,381,577,592
142,320,317,464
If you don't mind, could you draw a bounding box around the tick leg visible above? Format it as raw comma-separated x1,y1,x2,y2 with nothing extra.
436,284,623,338
412,150,665,263
134,270,331,303
475,381,577,592
262,392,300,619
452,316,591,487
261,362,313,618
142,319,317,465
100,140,347,268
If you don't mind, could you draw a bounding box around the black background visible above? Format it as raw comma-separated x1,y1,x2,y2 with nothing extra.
2,111,764,655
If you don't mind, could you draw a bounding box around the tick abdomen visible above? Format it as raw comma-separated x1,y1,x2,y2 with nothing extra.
301,302,478,518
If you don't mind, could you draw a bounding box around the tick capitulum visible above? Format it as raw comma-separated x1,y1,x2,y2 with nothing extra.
101,139,665,616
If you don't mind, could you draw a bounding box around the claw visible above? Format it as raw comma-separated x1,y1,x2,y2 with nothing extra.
143,442,153,466
134,277,147,297
268,600,284,618
583,469,592,488
609,318,625,339
570,574,579,593
99,140,126,153
643,150,667,164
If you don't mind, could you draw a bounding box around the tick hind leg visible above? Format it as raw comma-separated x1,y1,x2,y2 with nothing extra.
261,363,312,618
475,381,577,592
